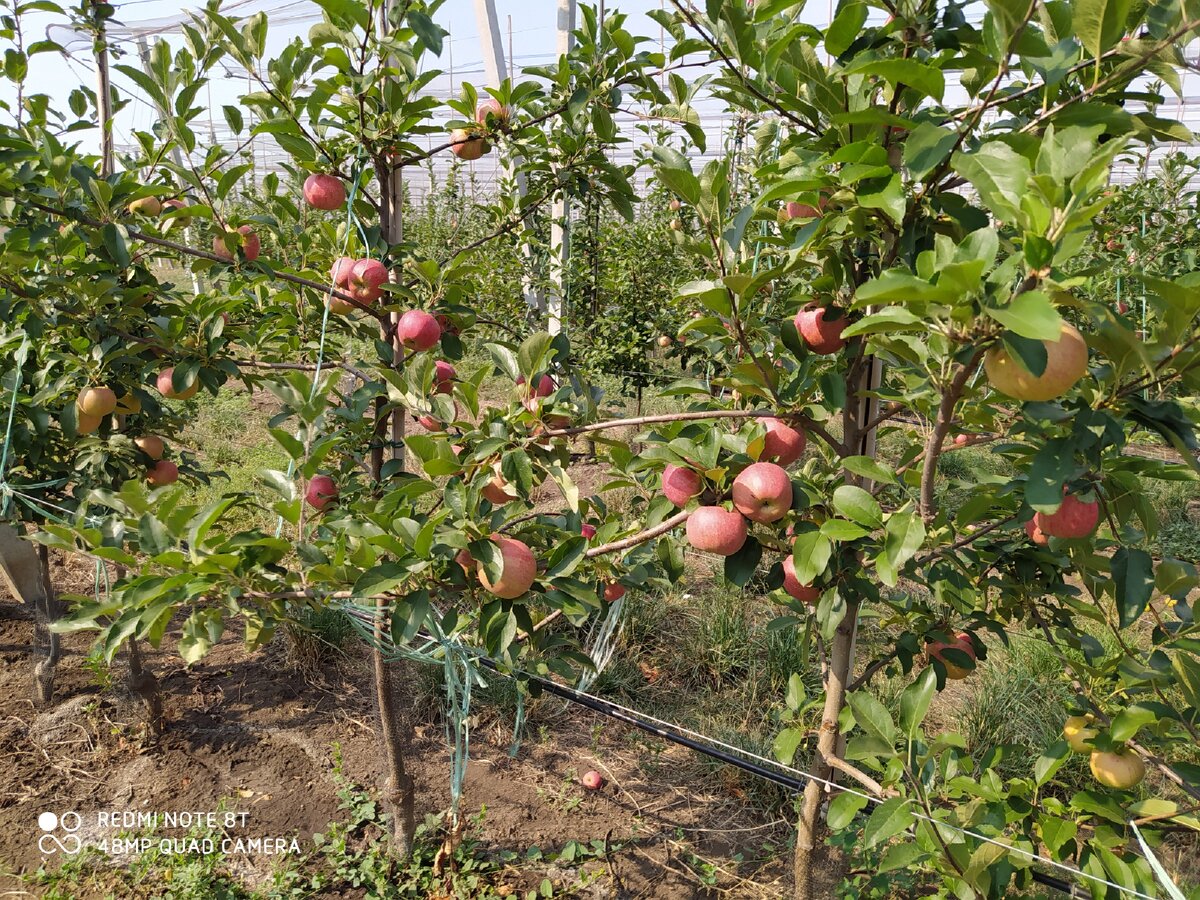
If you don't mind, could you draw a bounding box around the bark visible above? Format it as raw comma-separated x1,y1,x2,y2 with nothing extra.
32,544,61,707
125,637,164,733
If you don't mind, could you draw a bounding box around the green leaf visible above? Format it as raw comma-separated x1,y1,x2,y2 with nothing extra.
773,727,804,765
1040,816,1078,856
848,691,897,745
725,536,762,587
1073,0,1134,60
847,59,946,102
986,291,1064,341
352,562,411,597
951,142,1031,225
878,842,927,873
1110,704,1157,742
863,797,913,848
1112,547,1154,627
832,484,883,529
899,667,936,737
101,223,130,269
791,529,832,584
827,791,869,830
840,307,923,338
826,1,867,57
841,456,897,485
407,10,444,54
876,512,924,587
1035,740,1070,786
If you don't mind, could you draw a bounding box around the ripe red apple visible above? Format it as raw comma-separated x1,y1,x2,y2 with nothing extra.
1117,300,1130,314
157,368,199,400
1024,518,1049,546
482,462,518,505
435,313,461,337
128,196,162,216
1089,749,1145,789
662,464,703,507
396,310,442,351
518,374,556,398
761,418,807,465
455,548,475,577
475,98,510,126
329,293,356,315
783,200,821,220
603,582,626,602
581,523,597,539
146,459,178,486
953,433,969,446
984,322,1088,401
782,555,820,603
433,360,456,394
348,258,388,303
212,224,260,262
75,409,102,434
303,173,346,210
732,462,792,523
162,198,192,225
305,474,339,511
331,256,355,287
794,306,847,354
450,128,488,161
477,536,536,599
581,770,604,791
1106,238,1121,252
77,386,117,417
686,506,748,556
134,435,165,460
925,632,976,680
1033,492,1099,539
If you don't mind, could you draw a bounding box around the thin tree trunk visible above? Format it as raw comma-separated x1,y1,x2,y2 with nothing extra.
126,637,163,733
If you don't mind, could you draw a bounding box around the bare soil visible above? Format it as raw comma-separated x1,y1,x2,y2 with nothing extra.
0,552,832,899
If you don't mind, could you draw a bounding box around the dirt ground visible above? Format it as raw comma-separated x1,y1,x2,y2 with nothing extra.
0,551,833,899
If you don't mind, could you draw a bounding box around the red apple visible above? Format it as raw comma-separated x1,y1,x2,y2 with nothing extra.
396,310,442,351
433,360,456,394
984,322,1088,401
783,200,821,220
581,770,604,791
77,386,117,417
303,173,346,210
603,582,626,602
450,128,488,161
925,632,976,680
134,435,165,460
157,368,199,400
953,433,970,446
518,374,556,398
348,258,388,303
455,548,475,577
732,462,792,523
146,459,178,486
212,224,260,262
761,418,807,465
162,198,192,225
435,313,461,337
581,523,597,539
782,555,820,603
75,409,102,434
662,464,703,507
475,98,510,126
331,256,355,287
305,474,339,511
686,506,748,556
477,536,536,598
1033,492,1099,539
1024,518,1049,546
794,305,847,354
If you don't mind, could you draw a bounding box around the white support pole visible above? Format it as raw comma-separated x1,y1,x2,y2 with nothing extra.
472,0,544,317
547,0,576,336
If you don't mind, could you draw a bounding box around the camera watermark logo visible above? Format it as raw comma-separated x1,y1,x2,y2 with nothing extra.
38,811,82,855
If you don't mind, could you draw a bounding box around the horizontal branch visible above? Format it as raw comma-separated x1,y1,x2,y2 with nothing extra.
585,509,690,558
543,408,780,438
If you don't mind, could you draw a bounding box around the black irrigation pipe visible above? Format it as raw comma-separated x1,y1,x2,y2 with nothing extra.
473,656,1081,898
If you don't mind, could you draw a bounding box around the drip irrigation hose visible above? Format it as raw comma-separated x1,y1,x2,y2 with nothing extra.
472,655,1088,899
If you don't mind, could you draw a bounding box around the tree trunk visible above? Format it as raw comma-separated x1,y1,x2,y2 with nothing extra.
126,637,163,733
32,544,61,707
793,595,860,900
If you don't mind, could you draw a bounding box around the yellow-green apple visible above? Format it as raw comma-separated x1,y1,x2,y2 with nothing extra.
732,462,792,523
662,464,703,507
134,435,165,460
1033,492,1099,539
157,368,199,400
128,196,162,216
983,322,1088,401
77,386,117,417
1089,749,1146,789
477,536,536,598
686,506,748,556
305,474,338,511
146,460,178,486
396,310,442,351
794,305,847,354
782,555,820,603
115,391,141,415
1063,715,1097,753
761,417,807,465
450,128,488,160
433,360,456,394
925,631,976,679
303,173,346,210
